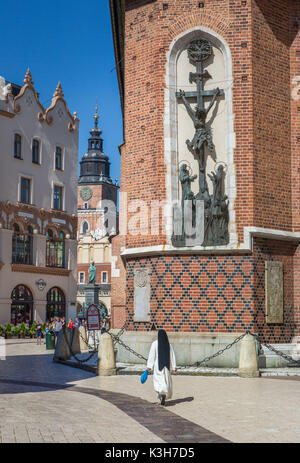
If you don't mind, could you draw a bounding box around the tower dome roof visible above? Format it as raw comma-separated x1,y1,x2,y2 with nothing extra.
79,105,111,184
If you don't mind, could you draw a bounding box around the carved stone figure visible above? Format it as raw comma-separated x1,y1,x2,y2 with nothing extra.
179,164,197,202
206,165,229,245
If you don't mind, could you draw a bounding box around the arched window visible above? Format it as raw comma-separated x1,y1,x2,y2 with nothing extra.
81,221,89,234
12,224,33,265
11,285,33,326
46,229,65,268
32,139,40,164
14,134,22,159
46,287,66,321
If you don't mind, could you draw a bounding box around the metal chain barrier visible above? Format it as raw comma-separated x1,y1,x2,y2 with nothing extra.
107,329,300,368
61,328,98,365
78,330,99,352
247,331,300,365
60,325,300,369
108,331,148,362
189,332,247,368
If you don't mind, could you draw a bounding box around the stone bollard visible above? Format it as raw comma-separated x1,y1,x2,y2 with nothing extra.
98,332,116,376
79,325,89,353
238,334,260,378
54,329,71,361
71,328,81,355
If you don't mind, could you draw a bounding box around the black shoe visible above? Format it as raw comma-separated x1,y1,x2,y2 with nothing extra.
160,395,166,406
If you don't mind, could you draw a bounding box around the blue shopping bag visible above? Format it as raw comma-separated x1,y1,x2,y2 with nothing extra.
140,369,148,384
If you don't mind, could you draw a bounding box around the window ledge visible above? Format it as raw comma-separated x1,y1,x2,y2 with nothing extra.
11,264,71,276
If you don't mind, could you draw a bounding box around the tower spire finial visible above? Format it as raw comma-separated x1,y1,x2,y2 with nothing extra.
24,68,33,86
53,82,64,98
93,101,99,129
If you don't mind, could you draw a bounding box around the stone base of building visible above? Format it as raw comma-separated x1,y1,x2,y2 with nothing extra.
112,330,298,368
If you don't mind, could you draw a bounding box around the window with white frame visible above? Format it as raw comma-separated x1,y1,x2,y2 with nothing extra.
14,134,22,159
32,139,40,164
81,221,89,234
101,271,108,283
79,272,85,284
20,177,31,204
53,185,63,210
55,146,63,170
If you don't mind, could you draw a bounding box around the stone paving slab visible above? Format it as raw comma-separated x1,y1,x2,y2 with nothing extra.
3,339,300,443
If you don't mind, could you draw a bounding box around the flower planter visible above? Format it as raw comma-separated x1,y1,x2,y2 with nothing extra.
5,334,12,339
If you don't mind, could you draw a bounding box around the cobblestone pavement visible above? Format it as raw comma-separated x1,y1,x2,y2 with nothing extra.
1,339,300,443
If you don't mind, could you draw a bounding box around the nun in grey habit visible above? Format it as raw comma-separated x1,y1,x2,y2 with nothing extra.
147,329,177,405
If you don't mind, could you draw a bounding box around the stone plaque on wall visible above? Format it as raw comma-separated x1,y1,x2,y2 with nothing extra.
134,268,151,322
265,261,283,324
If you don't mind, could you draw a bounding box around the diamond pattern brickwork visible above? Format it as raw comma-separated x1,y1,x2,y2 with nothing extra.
124,239,300,343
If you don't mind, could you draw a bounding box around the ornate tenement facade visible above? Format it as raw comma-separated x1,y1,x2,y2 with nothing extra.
109,0,300,345
0,70,79,325
77,107,119,316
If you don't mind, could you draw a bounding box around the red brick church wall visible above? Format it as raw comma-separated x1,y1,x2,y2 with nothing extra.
110,0,300,339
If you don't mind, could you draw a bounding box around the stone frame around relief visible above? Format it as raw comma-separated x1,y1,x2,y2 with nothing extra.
265,261,284,324
164,26,237,249
133,268,151,322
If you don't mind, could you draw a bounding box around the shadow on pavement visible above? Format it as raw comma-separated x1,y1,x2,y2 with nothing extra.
165,396,194,407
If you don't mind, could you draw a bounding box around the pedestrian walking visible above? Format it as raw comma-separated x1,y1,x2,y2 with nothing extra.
44,322,50,344
74,317,81,328
147,329,177,406
67,318,75,330
54,318,62,343
36,321,42,345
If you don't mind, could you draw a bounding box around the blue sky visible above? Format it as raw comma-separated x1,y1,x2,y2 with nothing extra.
2,0,122,184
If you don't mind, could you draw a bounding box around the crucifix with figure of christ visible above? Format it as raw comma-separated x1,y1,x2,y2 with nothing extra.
176,39,224,201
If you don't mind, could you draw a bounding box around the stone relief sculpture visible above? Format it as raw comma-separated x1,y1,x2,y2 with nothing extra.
172,38,229,247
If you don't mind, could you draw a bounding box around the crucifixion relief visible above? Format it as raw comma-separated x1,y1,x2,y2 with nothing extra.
172,39,229,247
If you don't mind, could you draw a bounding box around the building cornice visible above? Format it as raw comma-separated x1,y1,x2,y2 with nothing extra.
11,264,71,277
121,227,300,259
0,201,77,238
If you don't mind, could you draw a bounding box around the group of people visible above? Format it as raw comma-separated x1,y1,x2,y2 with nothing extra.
34,317,84,345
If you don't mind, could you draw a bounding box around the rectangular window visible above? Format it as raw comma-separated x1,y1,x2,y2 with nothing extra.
20,178,31,204
12,233,33,265
102,272,108,283
53,185,63,210
46,239,65,268
14,134,22,159
32,139,40,164
79,272,85,284
55,147,62,170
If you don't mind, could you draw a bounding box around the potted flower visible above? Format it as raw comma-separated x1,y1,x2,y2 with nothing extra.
30,322,36,339
19,322,26,339
5,323,12,339
11,325,19,338
25,326,31,338
0,325,4,337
